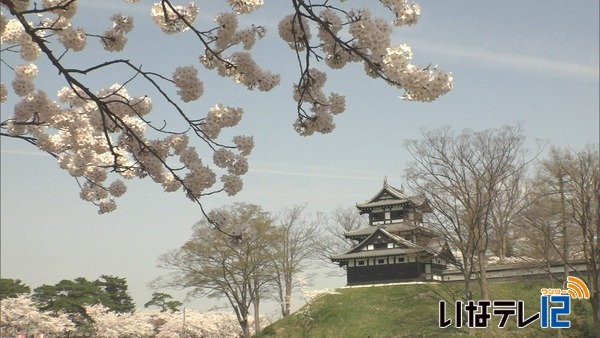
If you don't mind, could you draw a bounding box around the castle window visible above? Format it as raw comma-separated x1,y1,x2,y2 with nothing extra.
371,213,384,222
377,258,386,265
375,242,388,249
391,210,404,220
357,260,366,266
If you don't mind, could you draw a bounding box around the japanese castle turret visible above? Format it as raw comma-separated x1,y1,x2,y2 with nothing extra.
331,179,453,285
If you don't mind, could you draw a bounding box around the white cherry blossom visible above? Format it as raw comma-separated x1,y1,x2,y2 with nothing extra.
0,0,451,216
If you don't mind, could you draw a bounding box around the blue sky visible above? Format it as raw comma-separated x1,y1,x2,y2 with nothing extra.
1,0,598,316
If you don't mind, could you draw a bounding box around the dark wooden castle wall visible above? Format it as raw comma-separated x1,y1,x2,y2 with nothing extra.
346,263,446,285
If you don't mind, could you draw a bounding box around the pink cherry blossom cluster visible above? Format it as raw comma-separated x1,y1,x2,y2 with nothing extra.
201,50,280,92
202,103,244,138
4,75,252,212
278,14,312,51
292,68,346,136
151,2,199,34
348,9,392,57
1,1,259,214
173,65,204,102
211,147,248,196
39,2,84,51
197,10,280,92
1,0,452,219
227,0,264,15
317,10,347,69
0,295,75,336
0,295,267,337
208,209,230,226
57,25,87,51
43,0,78,19
85,304,155,337
101,13,135,52
277,0,452,136
381,0,421,27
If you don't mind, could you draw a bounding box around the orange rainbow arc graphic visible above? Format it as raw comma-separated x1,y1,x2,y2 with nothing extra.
566,276,590,299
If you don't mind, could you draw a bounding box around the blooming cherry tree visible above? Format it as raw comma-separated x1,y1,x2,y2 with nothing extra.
85,304,155,337
142,309,265,337
86,305,267,337
0,294,75,336
0,295,265,337
0,0,452,231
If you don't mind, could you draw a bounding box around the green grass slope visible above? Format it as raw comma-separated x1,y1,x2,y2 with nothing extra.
257,280,594,338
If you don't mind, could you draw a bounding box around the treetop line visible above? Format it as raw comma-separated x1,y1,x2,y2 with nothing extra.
0,0,452,232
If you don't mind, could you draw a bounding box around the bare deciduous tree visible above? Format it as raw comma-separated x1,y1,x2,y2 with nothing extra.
515,193,563,274
522,145,599,334
517,148,580,279
404,124,535,301
269,205,322,317
488,167,530,264
316,206,367,275
560,145,599,332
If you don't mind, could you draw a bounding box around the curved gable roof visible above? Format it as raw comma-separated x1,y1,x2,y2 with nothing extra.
356,179,430,212
349,227,419,254
362,180,408,204
331,226,428,261
344,222,426,238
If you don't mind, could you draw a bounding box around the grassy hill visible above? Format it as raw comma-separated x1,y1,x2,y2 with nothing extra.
257,279,595,338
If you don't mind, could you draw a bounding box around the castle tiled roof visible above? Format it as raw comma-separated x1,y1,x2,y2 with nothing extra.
355,180,429,211
355,198,411,209
331,227,438,262
344,222,433,238
330,247,425,260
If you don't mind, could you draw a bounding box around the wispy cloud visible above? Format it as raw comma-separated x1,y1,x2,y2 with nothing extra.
417,41,599,81
250,168,382,181
0,149,391,182
250,161,391,182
